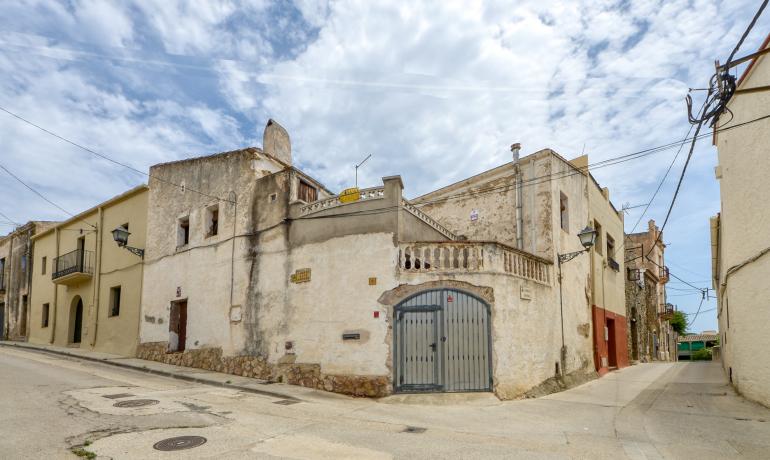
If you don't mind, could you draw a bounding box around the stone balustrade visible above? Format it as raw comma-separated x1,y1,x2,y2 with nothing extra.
299,186,385,215
401,200,458,241
399,242,551,285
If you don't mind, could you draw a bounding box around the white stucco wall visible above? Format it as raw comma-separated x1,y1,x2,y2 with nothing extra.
715,42,770,407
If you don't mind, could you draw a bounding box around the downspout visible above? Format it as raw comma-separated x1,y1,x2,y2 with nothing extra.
90,208,103,348
511,143,524,250
24,231,33,339
50,227,59,344
6,232,14,339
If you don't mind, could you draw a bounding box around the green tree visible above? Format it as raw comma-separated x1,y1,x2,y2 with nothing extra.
670,311,687,335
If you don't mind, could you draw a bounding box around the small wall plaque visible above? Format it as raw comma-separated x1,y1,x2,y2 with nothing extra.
290,268,311,283
368,277,377,285
520,286,532,300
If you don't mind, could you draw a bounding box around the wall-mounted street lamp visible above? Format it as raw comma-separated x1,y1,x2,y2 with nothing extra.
556,226,597,376
111,226,144,259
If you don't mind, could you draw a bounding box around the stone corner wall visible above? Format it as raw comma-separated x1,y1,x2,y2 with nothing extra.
136,342,391,398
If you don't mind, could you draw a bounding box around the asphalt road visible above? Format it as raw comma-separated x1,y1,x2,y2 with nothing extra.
1,347,769,459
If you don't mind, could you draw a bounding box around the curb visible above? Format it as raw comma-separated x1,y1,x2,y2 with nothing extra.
0,342,300,401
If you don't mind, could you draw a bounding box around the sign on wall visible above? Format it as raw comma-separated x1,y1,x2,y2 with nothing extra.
470,209,479,222
290,268,311,283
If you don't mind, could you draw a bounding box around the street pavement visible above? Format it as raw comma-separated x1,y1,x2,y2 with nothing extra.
1,346,769,459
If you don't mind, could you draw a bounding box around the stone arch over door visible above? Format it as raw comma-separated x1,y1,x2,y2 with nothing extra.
69,296,84,344
392,288,493,393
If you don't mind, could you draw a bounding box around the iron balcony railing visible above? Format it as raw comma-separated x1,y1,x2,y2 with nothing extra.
0,271,5,291
608,257,620,271
52,249,94,280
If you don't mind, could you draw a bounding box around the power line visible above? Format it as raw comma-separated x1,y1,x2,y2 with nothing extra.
0,162,75,217
0,105,234,204
725,0,768,65
0,210,20,226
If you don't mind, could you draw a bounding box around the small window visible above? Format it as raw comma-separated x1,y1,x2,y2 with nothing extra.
41,256,47,275
594,221,603,254
559,192,569,232
42,303,50,328
178,217,190,247
109,286,121,317
607,234,615,259
298,179,318,203
206,205,219,237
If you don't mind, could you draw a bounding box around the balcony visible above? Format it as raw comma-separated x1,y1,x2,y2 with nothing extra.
52,249,94,285
659,265,670,283
399,241,551,285
608,257,620,271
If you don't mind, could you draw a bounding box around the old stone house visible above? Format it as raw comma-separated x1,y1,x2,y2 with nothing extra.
624,219,675,363
712,33,770,407
137,123,583,399
0,221,55,340
27,186,148,356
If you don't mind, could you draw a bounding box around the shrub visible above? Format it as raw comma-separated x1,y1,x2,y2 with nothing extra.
692,348,712,361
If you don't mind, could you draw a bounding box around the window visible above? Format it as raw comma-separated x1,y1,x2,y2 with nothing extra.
594,221,603,254
206,205,219,237
298,179,318,203
41,256,47,275
42,303,50,328
559,192,569,232
178,217,190,247
109,286,121,317
607,234,615,259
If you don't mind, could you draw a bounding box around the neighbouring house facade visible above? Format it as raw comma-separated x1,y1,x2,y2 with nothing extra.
712,33,770,407
677,332,718,361
624,219,676,363
0,221,55,340
577,158,628,375
28,186,148,357
136,126,592,399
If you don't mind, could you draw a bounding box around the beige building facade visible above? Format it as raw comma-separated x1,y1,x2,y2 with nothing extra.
28,186,148,357
712,34,770,407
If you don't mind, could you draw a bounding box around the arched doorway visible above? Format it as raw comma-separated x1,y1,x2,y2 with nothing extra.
70,296,83,344
393,288,492,393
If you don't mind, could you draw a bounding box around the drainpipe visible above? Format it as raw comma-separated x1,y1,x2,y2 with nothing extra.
50,227,59,344
90,208,103,348
512,143,524,250
6,233,14,339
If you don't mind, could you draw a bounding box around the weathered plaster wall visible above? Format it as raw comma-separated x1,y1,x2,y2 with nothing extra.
0,225,34,340
715,41,770,408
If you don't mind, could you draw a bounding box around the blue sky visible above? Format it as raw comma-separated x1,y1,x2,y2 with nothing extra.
1,1,768,332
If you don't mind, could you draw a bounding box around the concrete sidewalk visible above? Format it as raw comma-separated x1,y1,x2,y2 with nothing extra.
0,340,315,402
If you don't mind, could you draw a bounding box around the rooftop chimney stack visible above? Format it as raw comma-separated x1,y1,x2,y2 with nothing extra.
511,143,521,163
263,119,292,165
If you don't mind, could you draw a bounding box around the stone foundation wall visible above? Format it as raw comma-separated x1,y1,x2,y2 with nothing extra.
136,342,391,397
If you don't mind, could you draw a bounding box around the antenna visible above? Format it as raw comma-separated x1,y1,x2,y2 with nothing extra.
355,154,372,188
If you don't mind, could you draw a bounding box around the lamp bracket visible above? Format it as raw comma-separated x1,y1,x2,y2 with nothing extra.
558,249,588,264
123,246,145,259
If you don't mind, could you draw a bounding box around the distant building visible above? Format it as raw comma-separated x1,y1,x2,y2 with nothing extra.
677,332,718,361
624,220,676,363
712,33,770,407
0,221,56,340
27,186,148,356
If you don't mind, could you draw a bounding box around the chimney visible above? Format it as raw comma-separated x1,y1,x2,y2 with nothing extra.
511,143,521,163
262,119,292,165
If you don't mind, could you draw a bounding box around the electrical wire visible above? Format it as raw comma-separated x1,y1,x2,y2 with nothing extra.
0,162,75,217
725,0,768,65
0,105,234,204
0,210,20,226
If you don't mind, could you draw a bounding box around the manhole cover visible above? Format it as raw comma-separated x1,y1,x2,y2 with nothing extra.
273,399,300,405
113,399,160,408
102,393,134,399
403,426,426,433
153,436,207,451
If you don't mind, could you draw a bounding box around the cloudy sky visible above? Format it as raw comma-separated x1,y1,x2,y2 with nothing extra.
1,1,768,332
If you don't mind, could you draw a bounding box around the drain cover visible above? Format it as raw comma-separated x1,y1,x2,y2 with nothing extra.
102,393,134,399
273,399,300,405
153,436,207,451
113,399,160,408
403,426,426,433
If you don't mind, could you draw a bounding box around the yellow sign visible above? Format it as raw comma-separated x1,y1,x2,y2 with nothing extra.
339,187,361,203
290,268,311,283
